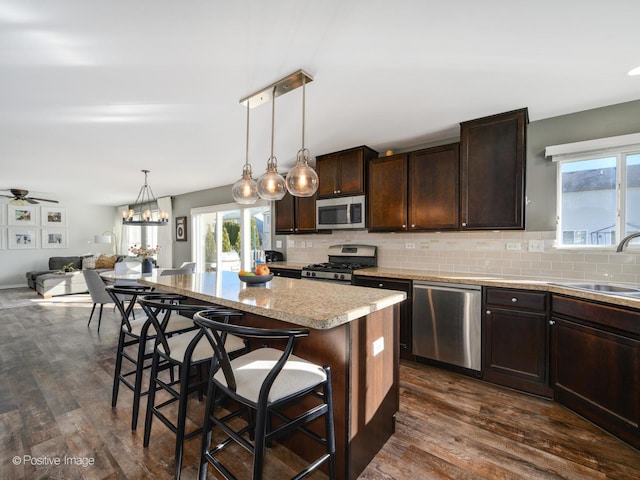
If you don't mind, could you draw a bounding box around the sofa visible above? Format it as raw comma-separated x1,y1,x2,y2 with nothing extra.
26,255,125,298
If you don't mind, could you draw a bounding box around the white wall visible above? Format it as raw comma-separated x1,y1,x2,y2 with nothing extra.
0,198,117,287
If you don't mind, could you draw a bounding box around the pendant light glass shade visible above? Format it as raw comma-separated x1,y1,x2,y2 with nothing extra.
232,103,259,204
286,148,319,196
232,164,259,204
286,75,318,197
256,157,286,200
256,86,286,201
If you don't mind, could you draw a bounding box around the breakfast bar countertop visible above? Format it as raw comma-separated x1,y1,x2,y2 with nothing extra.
140,271,406,330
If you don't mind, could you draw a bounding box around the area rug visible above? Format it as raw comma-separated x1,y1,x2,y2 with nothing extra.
0,287,91,310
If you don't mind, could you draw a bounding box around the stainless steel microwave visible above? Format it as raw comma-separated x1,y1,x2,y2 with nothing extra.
316,195,366,230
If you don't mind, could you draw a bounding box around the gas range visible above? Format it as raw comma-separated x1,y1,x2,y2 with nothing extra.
301,244,377,283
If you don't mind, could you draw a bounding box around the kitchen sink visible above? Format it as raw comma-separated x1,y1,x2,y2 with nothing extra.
551,282,640,296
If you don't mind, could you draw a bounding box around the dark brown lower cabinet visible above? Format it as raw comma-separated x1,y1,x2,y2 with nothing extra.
482,288,552,397
269,267,301,279
551,295,640,450
353,276,413,360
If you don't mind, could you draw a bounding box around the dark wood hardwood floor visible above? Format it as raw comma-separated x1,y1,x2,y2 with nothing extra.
1,288,639,479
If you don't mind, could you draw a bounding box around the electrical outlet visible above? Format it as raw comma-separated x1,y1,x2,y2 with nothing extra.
287,239,295,248
405,242,415,249
506,241,521,251
275,240,282,248
373,337,384,356
528,239,545,252
306,241,313,248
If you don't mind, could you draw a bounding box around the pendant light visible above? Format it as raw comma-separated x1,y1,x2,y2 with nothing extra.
256,86,286,201
122,170,169,226
286,76,319,197
231,102,259,204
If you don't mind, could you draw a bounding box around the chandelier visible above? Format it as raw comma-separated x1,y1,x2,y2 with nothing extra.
122,169,169,226
236,69,318,203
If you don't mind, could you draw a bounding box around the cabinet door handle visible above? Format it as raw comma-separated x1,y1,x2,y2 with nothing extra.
549,320,556,325
461,222,467,227
378,283,384,287
402,224,406,229
511,297,518,303
411,224,415,228
486,310,491,315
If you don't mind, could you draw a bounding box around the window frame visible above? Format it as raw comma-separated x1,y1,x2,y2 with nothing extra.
553,144,640,250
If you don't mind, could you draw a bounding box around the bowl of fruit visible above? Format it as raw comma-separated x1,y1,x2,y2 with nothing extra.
238,264,274,286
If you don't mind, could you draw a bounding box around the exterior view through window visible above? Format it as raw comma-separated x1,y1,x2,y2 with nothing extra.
191,202,270,273
557,152,640,247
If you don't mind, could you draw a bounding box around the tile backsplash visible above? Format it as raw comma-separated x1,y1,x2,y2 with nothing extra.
284,230,640,285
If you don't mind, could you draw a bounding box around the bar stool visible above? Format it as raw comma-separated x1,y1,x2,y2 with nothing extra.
107,287,199,431
138,295,247,480
194,310,336,480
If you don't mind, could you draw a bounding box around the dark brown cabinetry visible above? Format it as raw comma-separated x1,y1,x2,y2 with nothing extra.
274,191,317,234
482,288,552,397
551,296,640,450
316,146,378,198
269,267,301,279
353,275,413,360
367,143,459,232
460,108,528,230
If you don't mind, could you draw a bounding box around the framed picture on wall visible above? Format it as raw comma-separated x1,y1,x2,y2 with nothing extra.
175,216,187,241
8,204,37,226
8,227,37,249
41,205,67,226
42,228,68,248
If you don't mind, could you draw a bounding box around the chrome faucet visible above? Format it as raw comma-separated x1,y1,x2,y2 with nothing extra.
616,232,640,252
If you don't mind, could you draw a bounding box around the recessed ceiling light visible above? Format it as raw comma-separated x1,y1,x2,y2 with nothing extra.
628,66,640,76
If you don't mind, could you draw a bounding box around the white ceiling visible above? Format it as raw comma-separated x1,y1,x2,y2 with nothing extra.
1,0,639,207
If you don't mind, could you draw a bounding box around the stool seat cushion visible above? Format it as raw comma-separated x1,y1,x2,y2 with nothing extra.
214,347,327,404
159,330,245,364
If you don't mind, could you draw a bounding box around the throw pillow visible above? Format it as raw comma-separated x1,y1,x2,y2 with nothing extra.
95,254,118,269
82,255,97,270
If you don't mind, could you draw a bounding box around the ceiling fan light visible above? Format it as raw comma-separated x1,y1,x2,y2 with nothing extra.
232,164,259,204
9,198,29,206
286,149,319,197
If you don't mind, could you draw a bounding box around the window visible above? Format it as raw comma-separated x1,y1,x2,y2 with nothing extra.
549,134,640,248
191,201,271,273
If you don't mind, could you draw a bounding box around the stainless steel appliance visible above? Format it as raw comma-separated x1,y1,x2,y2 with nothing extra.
301,244,376,283
412,281,482,374
316,195,366,230
264,250,284,263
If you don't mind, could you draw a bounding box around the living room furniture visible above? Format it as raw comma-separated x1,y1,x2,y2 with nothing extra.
83,270,114,332
26,254,125,298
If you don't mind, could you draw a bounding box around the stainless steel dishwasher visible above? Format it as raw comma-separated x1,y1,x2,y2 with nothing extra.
412,281,482,373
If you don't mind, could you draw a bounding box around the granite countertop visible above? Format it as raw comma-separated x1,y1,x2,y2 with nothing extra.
355,267,640,310
139,271,406,330
260,263,640,310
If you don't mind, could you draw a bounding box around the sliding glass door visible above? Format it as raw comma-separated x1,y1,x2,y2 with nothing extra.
191,201,271,273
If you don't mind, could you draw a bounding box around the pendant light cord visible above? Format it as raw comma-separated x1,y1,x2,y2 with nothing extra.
245,102,250,167
270,85,276,162
301,76,306,151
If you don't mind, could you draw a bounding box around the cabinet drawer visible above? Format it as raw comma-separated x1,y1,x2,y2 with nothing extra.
485,288,547,312
354,276,411,295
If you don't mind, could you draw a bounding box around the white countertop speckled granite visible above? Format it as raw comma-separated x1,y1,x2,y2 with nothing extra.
258,263,640,310
139,271,406,330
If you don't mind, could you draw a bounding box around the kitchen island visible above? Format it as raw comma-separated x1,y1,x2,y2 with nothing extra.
140,271,406,480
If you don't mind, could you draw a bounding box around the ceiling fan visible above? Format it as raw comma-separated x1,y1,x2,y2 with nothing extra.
1,189,59,205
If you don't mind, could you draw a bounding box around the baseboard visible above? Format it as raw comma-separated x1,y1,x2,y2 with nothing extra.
0,283,29,289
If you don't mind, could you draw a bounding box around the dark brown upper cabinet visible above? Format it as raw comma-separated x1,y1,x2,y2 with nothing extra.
460,108,528,230
368,143,459,232
316,146,378,198
274,190,317,235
